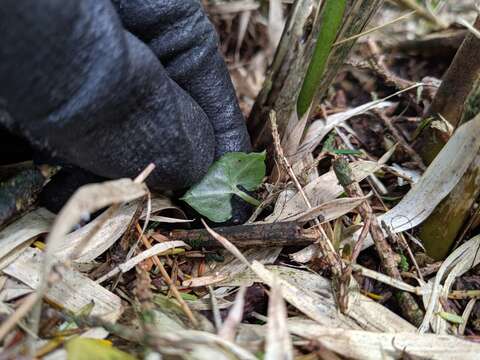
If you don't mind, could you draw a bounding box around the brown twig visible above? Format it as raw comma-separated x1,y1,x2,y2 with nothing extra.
0,165,46,229
135,223,198,327
393,0,447,29
382,221,424,282
168,221,316,249
333,157,424,326
110,199,147,290
375,110,426,171
270,111,342,276
351,217,371,263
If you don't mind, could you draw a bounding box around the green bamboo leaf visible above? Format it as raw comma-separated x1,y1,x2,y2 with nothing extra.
332,149,362,155
437,311,464,324
181,152,266,222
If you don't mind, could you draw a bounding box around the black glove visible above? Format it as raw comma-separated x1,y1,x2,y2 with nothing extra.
0,0,251,195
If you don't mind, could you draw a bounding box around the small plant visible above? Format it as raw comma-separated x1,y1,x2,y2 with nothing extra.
182,152,266,222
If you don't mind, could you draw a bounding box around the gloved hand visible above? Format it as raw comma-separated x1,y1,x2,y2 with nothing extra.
0,0,252,218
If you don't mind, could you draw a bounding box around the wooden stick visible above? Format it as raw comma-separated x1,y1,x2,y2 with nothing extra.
0,165,46,228
168,221,316,249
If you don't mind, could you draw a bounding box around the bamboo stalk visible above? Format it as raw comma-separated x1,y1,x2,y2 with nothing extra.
297,0,347,116
248,0,318,150
416,15,480,164
248,0,384,151
419,153,480,260
415,16,480,259
309,0,384,112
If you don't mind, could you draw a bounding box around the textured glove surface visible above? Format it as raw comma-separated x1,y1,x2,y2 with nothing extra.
0,0,251,192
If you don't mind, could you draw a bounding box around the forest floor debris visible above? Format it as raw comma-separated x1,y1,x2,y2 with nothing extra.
1,1,480,359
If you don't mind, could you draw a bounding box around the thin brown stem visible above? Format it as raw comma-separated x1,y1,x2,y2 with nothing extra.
135,223,198,327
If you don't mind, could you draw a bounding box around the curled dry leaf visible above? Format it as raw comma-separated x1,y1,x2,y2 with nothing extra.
420,234,480,334
288,195,370,223
281,106,311,161
97,240,187,283
3,248,122,322
459,299,476,335
218,286,247,342
0,207,54,269
250,263,414,332
57,202,140,263
56,195,184,263
265,276,293,360
380,114,480,233
294,100,394,163
287,320,480,360
44,178,147,265
265,160,380,222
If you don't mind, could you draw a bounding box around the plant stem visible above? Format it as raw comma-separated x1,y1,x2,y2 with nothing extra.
333,157,424,326
297,0,347,117
394,0,447,29
234,189,261,207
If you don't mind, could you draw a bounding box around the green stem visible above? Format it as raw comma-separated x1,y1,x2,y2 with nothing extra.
297,0,347,117
234,189,261,207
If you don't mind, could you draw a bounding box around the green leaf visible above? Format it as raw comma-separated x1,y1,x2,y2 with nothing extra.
399,254,409,272
181,152,266,222
437,311,464,324
321,133,362,155
180,292,198,301
66,337,137,360
59,301,95,332
332,149,362,155
321,132,336,153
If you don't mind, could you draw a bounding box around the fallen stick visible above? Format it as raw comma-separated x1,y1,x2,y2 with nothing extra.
167,221,316,249
0,164,47,228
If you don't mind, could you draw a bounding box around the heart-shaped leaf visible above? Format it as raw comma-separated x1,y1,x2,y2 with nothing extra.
181,152,266,222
